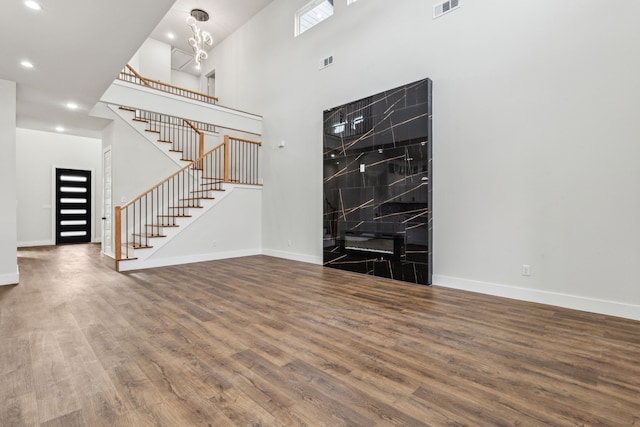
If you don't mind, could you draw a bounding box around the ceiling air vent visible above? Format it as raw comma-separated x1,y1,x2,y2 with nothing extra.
433,0,460,19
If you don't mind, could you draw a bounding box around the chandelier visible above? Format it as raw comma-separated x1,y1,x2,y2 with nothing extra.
187,9,213,69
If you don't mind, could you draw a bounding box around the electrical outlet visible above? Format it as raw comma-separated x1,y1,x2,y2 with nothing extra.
287,239,292,247
522,264,531,276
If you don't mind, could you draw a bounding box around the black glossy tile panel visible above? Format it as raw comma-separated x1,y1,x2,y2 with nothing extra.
323,79,432,285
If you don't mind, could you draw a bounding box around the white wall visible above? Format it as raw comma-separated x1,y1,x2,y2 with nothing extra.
142,186,262,267
136,38,172,83
203,0,640,319
15,129,102,247
171,70,200,93
102,109,180,204
133,38,203,93
101,107,187,254
0,79,18,285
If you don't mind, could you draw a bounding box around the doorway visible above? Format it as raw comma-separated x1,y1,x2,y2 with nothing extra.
55,168,92,244
102,148,112,255
206,70,216,98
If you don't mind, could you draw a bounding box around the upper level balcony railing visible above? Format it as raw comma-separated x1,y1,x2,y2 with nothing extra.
118,64,219,105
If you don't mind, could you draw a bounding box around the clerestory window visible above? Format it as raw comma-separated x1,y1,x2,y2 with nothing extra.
295,0,334,36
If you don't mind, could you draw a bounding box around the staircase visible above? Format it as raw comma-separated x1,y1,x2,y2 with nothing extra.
115,134,261,271
111,105,217,167
109,66,262,272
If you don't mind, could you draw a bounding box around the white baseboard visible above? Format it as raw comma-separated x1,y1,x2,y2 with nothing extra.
118,248,262,272
0,268,19,286
261,248,323,265
18,240,53,248
433,274,640,321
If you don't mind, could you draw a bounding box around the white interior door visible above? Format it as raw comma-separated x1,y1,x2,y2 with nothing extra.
102,147,112,256
207,71,215,98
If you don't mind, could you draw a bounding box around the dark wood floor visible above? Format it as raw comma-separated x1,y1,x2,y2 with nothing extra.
1,244,639,426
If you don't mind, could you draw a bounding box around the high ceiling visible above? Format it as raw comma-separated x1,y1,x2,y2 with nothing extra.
0,0,272,138
149,0,273,74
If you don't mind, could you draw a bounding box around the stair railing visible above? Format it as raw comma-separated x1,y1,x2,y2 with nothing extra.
114,136,261,270
130,109,205,162
224,135,262,185
118,64,219,105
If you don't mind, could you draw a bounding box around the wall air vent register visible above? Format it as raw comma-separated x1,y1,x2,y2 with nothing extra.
433,0,460,19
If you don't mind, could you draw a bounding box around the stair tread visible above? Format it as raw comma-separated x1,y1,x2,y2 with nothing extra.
157,139,173,143
126,242,152,249
119,106,136,111
132,118,148,123
156,214,192,218
146,224,180,227
180,197,215,201
145,129,160,133
132,233,167,238
169,205,203,209
119,257,139,261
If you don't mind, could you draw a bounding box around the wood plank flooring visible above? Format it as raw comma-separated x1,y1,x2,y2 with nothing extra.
1,243,639,426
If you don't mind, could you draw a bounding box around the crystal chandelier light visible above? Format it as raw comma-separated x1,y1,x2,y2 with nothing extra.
187,9,212,69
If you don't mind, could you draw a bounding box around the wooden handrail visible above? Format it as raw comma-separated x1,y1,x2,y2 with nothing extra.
114,135,262,264
229,136,262,146
121,162,197,210
125,65,151,86
120,144,225,210
184,119,205,163
121,65,219,103
143,77,219,103
184,119,200,133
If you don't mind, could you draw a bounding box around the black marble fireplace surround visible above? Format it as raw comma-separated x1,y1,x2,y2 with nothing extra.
323,79,432,285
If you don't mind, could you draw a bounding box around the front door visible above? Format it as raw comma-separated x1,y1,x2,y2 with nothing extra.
102,148,112,255
55,168,92,244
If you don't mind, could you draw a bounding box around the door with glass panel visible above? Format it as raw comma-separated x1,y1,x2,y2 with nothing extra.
102,148,112,255
55,168,91,244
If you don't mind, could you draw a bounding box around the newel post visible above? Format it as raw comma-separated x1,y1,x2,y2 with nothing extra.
198,131,205,161
223,135,230,182
114,206,122,271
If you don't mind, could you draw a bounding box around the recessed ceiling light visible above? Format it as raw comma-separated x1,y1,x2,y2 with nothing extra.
24,1,42,10
167,32,175,40
55,126,65,132
21,60,34,68
66,102,79,110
